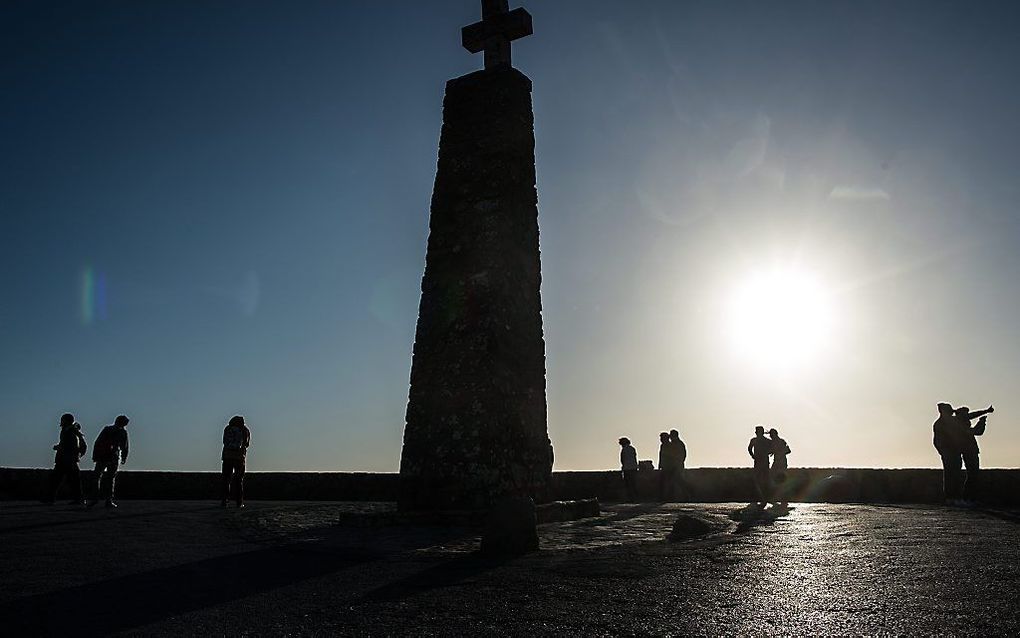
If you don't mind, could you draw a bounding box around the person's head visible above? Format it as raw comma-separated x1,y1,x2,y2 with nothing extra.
618,437,630,447
769,428,779,439
228,415,245,428
60,413,75,427
659,432,670,443
956,406,970,418
937,402,953,417
669,429,679,441
755,425,765,437
74,422,81,431
114,415,130,428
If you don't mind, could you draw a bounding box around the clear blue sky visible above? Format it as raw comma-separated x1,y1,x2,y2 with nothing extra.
3,1,1019,471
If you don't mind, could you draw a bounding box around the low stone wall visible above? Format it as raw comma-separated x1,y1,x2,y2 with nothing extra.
3,466,1018,505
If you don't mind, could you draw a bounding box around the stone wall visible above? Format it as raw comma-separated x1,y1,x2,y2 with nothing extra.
5,467,1019,505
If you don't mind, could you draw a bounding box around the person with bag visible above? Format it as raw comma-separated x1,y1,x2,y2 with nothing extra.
89,415,130,508
43,413,85,505
221,415,251,508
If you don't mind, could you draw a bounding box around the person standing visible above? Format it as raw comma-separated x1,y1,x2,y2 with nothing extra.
44,413,86,505
90,415,130,508
768,428,791,507
669,428,689,501
657,432,675,501
932,402,963,503
954,405,993,504
747,426,773,508
618,437,639,502
221,415,251,508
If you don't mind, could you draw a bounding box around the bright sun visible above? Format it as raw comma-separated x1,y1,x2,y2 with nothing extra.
727,267,836,371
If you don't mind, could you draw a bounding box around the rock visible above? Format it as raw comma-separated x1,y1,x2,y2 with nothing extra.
536,498,600,523
481,496,539,555
668,513,716,541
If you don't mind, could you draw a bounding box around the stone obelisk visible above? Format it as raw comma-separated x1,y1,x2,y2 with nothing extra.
399,1,550,511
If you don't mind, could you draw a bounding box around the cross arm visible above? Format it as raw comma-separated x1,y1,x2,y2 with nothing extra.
462,7,533,53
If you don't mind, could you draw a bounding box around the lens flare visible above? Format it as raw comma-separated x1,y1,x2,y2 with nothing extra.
81,267,108,325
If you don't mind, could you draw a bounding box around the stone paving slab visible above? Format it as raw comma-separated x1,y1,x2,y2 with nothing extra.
1,500,1017,635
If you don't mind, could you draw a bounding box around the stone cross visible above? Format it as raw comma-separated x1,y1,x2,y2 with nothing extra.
462,0,533,70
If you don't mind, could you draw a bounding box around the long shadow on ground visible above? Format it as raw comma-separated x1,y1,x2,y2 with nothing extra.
358,553,508,604
1,542,380,636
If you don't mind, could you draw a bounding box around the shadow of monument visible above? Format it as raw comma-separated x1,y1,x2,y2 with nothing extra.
0,542,384,636
1,507,490,636
0,503,225,537
358,553,509,604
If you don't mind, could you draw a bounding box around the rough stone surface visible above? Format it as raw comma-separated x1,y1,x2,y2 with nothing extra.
400,67,550,511
536,498,600,524
3,501,1019,635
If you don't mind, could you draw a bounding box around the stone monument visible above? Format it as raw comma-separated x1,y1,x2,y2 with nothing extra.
399,1,551,512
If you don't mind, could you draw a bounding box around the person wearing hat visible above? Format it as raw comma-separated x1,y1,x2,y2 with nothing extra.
221,415,251,508
90,415,130,508
43,413,86,505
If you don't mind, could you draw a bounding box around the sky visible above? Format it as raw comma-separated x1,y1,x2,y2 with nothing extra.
2,1,1019,472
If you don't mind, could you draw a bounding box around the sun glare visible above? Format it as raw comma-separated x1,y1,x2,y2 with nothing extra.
727,268,836,372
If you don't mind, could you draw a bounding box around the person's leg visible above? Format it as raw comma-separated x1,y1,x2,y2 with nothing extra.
234,461,246,506
754,467,771,506
221,461,233,505
623,470,636,502
962,452,980,502
98,462,110,501
943,453,963,501
45,463,64,503
106,462,119,503
68,463,82,504
674,468,688,502
939,454,953,502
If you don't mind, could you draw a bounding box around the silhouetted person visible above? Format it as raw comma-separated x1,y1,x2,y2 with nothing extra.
669,428,689,501
932,402,964,503
657,432,674,500
90,415,129,508
619,437,638,502
954,405,993,503
769,428,791,507
747,425,772,508
221,415,251,508
44,413,86,505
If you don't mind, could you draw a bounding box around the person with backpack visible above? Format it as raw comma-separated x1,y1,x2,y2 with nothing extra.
221,415,251,508
44,413,86,505
89,415,130,508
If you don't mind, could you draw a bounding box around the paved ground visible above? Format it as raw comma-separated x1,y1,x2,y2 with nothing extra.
1,500,1018,636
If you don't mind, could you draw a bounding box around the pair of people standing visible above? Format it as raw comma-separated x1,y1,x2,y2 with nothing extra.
657,429,688,501
45,413,129,507
933,402,992,504
747,425,791,508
